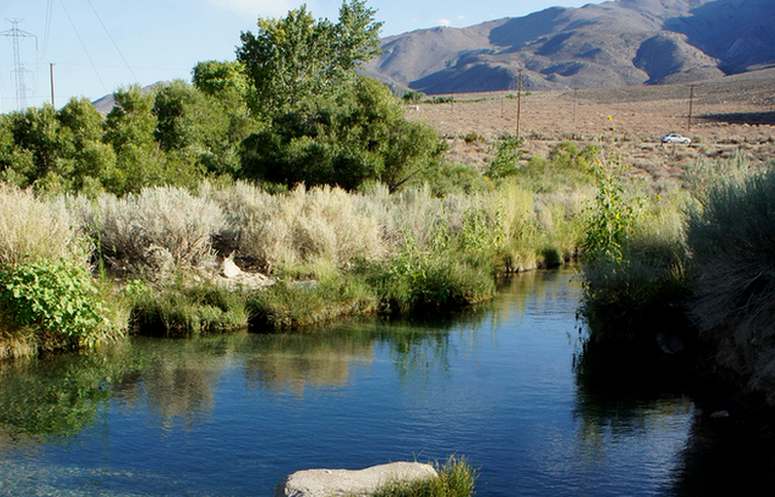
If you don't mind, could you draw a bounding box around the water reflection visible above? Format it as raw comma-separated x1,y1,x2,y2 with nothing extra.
0,270,773,497
243,331,376,394
0,316,486,439
0,349,134,438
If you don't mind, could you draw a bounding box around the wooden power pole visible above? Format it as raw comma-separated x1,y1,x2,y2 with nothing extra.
687,84,695,133
516,70,523,139
572,88,578,137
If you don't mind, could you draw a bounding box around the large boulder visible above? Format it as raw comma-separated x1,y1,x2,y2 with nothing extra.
275,462,438,497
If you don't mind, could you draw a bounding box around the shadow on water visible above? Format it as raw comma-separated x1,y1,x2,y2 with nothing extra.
669,412,775,497
574,311,775,496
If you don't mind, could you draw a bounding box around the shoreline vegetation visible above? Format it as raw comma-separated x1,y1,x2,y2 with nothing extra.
0,170,592,358
0,0,771,415
0,4,774,494
0,1,594,366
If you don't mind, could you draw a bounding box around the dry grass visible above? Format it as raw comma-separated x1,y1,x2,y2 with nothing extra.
0,185,85,267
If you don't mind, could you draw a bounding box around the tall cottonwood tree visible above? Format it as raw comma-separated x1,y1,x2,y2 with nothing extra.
237,0,382,118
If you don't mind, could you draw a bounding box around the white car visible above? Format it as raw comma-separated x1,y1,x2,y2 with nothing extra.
661,133,692,145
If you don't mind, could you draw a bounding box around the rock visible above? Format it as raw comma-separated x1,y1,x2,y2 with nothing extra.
275,462,438,497
221,256,243,279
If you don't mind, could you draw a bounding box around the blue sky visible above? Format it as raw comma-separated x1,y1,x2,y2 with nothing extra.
0,0,598,112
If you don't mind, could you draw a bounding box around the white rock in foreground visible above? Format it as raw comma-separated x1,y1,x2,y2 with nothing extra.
275,462,438,497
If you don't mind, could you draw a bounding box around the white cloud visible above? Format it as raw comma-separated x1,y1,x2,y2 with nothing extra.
437,18,451,27
209,0,302,17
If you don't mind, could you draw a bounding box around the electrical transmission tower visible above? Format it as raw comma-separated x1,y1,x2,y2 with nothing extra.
1,19,38,111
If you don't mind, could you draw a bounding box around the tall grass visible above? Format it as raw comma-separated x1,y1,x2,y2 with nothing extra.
368,458,476,497
687,167,775,339
127,279,249,337
580,168,691,342
247,273,377,331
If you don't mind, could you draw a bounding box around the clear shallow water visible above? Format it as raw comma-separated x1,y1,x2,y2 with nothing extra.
0,270,771,496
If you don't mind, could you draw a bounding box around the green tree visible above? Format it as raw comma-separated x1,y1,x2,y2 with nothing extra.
8,105,64,181
153,80,202,152
192,60,250,101
237,0,382,118
104,86,182,193
57,98,117,193
241,76,442,191
0,116,35,187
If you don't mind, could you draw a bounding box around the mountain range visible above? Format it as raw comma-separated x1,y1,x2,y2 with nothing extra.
364,0,775,94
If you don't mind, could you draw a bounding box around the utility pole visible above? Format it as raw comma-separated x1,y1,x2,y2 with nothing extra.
687,84,695,133
572,88,578,138
49,63,55,107
516,69,523,139
1,19,38,111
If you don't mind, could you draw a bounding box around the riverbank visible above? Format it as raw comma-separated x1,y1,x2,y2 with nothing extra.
0,173,590,359
579,159,775,411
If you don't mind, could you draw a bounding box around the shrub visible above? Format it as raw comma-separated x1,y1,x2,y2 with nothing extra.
402,91,424,104
127,279,248,337
210,183,385,272
462,132,483,144
581,192,690,341
364,241,496,317
430,96,454,105
486,136,523,181
370,457,476,497
514,142,599,193
247,273,377,331
83,187,225,276
0,184,84,266
687,167,775,338
0,260,112,348
581,169,635,263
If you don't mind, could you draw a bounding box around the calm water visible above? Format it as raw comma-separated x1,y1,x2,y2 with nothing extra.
0,270,773,496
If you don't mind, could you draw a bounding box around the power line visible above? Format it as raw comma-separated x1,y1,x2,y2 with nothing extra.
85,0,137,81
41,0,54,63
57,0,107,92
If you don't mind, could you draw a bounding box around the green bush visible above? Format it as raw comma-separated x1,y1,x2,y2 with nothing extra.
247,273,377,331
581,187,690,341
402,91,424,104
485,136,523,181
581,169,635,263
369,458,476,497
0,260,110,346
514,142,599,193
365,241,495,317
127,280,249,337
429,96,454,105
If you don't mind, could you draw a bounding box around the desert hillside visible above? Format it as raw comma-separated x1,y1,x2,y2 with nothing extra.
366,0,775,94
